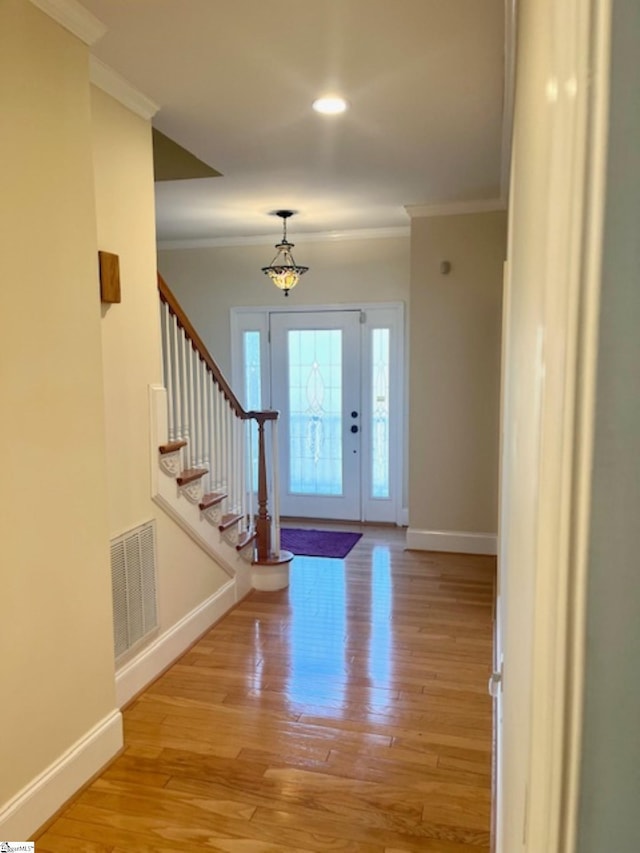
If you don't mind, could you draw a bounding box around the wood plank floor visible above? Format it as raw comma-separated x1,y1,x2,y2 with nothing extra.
37,525,495,852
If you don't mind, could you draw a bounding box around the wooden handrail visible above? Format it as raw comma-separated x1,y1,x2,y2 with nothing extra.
158,273,277,424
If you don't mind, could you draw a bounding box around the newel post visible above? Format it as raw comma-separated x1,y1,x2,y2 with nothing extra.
255,414,271,561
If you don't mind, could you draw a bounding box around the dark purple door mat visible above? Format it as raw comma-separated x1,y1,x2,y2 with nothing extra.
279,528,363,559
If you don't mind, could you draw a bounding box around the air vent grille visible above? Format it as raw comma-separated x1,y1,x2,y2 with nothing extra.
110,520,158,660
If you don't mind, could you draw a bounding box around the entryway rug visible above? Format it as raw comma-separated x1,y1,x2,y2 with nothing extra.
280,528,363,559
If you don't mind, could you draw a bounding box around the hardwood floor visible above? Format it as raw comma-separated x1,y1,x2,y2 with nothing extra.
36,525,495,852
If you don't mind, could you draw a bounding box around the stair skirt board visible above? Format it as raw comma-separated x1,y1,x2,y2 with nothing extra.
0,710,122,840
406,528,497,555
115,579,237,708
152,492,251,582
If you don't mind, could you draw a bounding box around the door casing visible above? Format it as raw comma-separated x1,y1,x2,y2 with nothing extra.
231,302,405,524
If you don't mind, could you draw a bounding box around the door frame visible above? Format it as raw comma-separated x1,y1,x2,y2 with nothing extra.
496,0,611,850
231,301,406,525
270,308,363,521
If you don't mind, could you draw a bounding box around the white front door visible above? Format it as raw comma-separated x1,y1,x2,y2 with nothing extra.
231,303,403,524
270,310,362,520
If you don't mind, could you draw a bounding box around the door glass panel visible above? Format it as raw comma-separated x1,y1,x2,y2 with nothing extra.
288,329,343,495
371,328,390,498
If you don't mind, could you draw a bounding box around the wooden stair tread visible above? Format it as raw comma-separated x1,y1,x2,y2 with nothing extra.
219,512,243,531
199,491,227,510
158,439,187,455
236,530,257,551
176,467,208,486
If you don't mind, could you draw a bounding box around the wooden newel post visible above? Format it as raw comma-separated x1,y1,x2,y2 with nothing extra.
255,416,271,561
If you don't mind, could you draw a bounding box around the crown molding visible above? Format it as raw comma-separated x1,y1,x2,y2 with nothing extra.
157,226,410,251
90,57,159,120
28,0,106,45
405,198,507,219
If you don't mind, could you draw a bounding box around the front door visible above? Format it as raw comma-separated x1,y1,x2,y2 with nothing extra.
231,303,403,524
270,310,362,520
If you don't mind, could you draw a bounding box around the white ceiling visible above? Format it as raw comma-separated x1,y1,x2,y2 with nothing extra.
81,0,507,243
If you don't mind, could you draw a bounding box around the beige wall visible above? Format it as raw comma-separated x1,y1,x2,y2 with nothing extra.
92,87,162,536
0,0,117,806
159,226,506,534
158,236,410,376
409,211,506,533
90,88,229,636
0,4,234,831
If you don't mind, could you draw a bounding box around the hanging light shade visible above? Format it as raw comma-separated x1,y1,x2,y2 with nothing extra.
261,210,309,297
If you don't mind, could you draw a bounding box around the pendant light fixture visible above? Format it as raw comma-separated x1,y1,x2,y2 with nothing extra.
261,210,308,297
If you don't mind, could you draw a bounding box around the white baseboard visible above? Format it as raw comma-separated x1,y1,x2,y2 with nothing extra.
115,579,237,707
0,709,122,840
406,528,497,555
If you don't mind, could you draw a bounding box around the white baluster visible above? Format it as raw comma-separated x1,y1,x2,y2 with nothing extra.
181,332,188,460
212,381,218,491
271,418,281,557
235,414,244,522
227,404,234,508
161,303,175,442
171,315,182,440
204,366,212,492
240,420,251,528
192,347,201,468
231,406,238,512
221,398,228,498
213,383,220,489
189,348,196,466
205,367,212,482
230,410,237,513
228,411,236,514
188,340,198,468
180,329,190,454
233,414,238,517
199,360,207,475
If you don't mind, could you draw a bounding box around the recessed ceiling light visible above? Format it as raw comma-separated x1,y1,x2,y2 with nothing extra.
312,96,349,115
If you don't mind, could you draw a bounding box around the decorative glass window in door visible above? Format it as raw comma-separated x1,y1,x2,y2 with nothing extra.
288,329,343,495
371,328,390,498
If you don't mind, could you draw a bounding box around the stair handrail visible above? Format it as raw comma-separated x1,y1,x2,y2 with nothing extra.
158,273,279,562
158,274,276,425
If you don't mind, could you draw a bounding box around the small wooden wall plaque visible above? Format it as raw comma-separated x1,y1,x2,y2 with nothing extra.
98,250,121,303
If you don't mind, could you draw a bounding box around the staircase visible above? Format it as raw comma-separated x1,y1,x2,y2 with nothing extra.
151,274,293,592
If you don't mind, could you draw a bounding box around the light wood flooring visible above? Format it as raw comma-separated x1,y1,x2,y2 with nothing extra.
36,525,495,852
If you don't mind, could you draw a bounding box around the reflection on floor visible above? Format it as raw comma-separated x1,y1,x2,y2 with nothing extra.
37,524,496,852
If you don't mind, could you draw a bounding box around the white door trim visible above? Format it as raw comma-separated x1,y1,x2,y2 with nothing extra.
231,302,405,524
526,1,611,850
498,0,611,851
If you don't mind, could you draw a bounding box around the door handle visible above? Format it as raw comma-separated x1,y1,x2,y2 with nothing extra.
350,425,359,434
